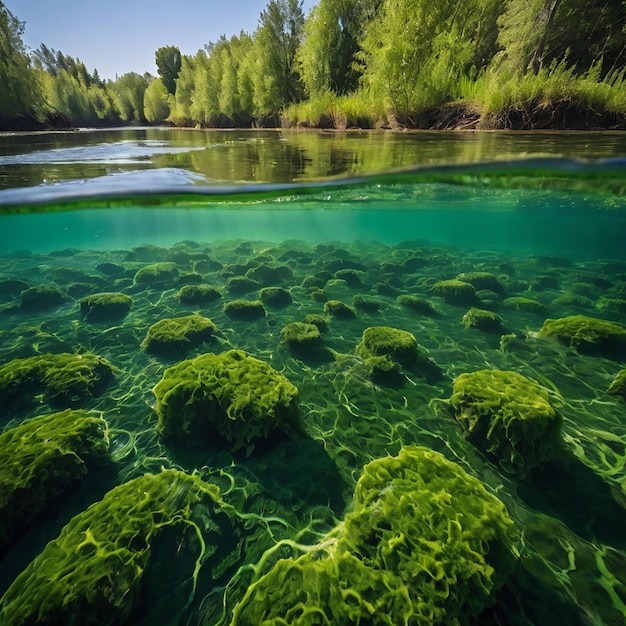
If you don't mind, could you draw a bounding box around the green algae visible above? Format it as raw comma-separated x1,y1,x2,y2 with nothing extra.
503,296,547,314
176,283,222,304
231,446,517,625
323,299,356,319
223,299,266,320
133,262,179,285
461,308,504,333
356,325,419,367
259,287,292,308
79,292,132,322
450,370,562,478
153,350,299,454
141,315,218,356
397,294,437,315
0,470,235,626
19,285,67,312
0,352,115,411
607,370,626,398
456,272,506,296
0,409,109,548
431,279,477,305
538,314,626,356
280,322,322,353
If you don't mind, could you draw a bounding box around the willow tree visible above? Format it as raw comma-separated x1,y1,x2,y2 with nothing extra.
256,0,306,111
358,0,502,123
298,0,381,97
0,3,42,122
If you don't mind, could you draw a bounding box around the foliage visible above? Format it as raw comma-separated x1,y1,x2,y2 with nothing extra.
143,77,171,124
155,45,181,95
0,470,235,626
232,446,517,624
0,3,42,122
0,409,109,548
153,349,299,454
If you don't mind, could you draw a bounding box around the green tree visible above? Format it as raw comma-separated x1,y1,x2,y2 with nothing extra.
114,72,149,123
143,77,171,123
256,0,306,109
0,3,42,121
170,54,195,124
155,45,181,95
299,0,380,97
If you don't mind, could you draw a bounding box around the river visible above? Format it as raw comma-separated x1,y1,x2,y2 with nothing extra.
0,127,625,626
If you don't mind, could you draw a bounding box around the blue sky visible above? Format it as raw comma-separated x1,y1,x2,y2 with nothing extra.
8,0,316,79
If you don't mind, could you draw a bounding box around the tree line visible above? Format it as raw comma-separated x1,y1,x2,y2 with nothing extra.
1,0,625,131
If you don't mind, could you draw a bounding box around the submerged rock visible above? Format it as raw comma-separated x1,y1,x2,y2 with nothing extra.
0,352,115,411
232,446,517,625
153,349,299,454
0,470,236,626
431,279,478,305
19,285,67,312
0,409,109,548
323,299,356,319
450,369,562,477
176,283,222,304
141,315,218,356
79,292,132,322
223,299,266,320
461,307,504,333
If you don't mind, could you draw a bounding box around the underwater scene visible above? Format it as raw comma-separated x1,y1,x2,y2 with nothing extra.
0,132,626,625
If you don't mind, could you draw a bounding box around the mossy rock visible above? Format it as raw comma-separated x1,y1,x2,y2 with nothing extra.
246,264,292,285
19,285,67,312
141,315,218,356
0,279,29,297
0,470,235,626
226,276,261,295
352,296,382,313
456,272,506,296
323,299,356,319
431,279,477,305
450,370,562,477
504,296,546,314
302,313,328,332
538,314,626,356
309,288,329,303
232,446,516,625
551,293,593,309
356,326,418,367
133,262,178,286
0,353,115,411
259,286,292,308
461,308,504,333
362,355,402,384
95,261,126,276
607,370,626,398
334,268,363,288
79,292,132,322
280,322,321,353
176,283,222,304
0,409,109,548
223,299,266,321
153,349,299,454
397,294,436,315
597,297,626,315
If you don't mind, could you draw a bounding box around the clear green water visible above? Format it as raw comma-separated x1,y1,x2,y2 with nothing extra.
1,129,626,625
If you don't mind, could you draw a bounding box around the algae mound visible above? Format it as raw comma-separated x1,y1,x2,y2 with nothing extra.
176,283,222,304
450,370,562,477
0,409,109,548
19,285,67,311
0,470,234,626
232,446,516,625
431,279,477,305
0,352,115,411
141,315,218,355
153,349,299,453
538,314,626,356
356,325,418,367
280,322,322,353
461,307,504,333
223,299,266,320
79,292,132,322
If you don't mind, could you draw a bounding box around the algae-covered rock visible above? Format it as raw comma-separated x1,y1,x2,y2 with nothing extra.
431,279,477,305
302,313,328,332
0,353,114,411
176,283,222,304
153,349,298,453
461,307,504,333
323,299,356,319
450,370,562,477
397,294,436,315
232,446,516,625
141,315,217,355
280,322,321,353
357,326,418,367
133,262,178,286
0,470,234,626
19,285,67,312
223,299,266,320
79,292,132,322
504,296,546,314
352,295,382,313
607,369,626,398
259,286,292,308
538,314,626,355
456,271,506,296
0,409,109,548
226,276,261,295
